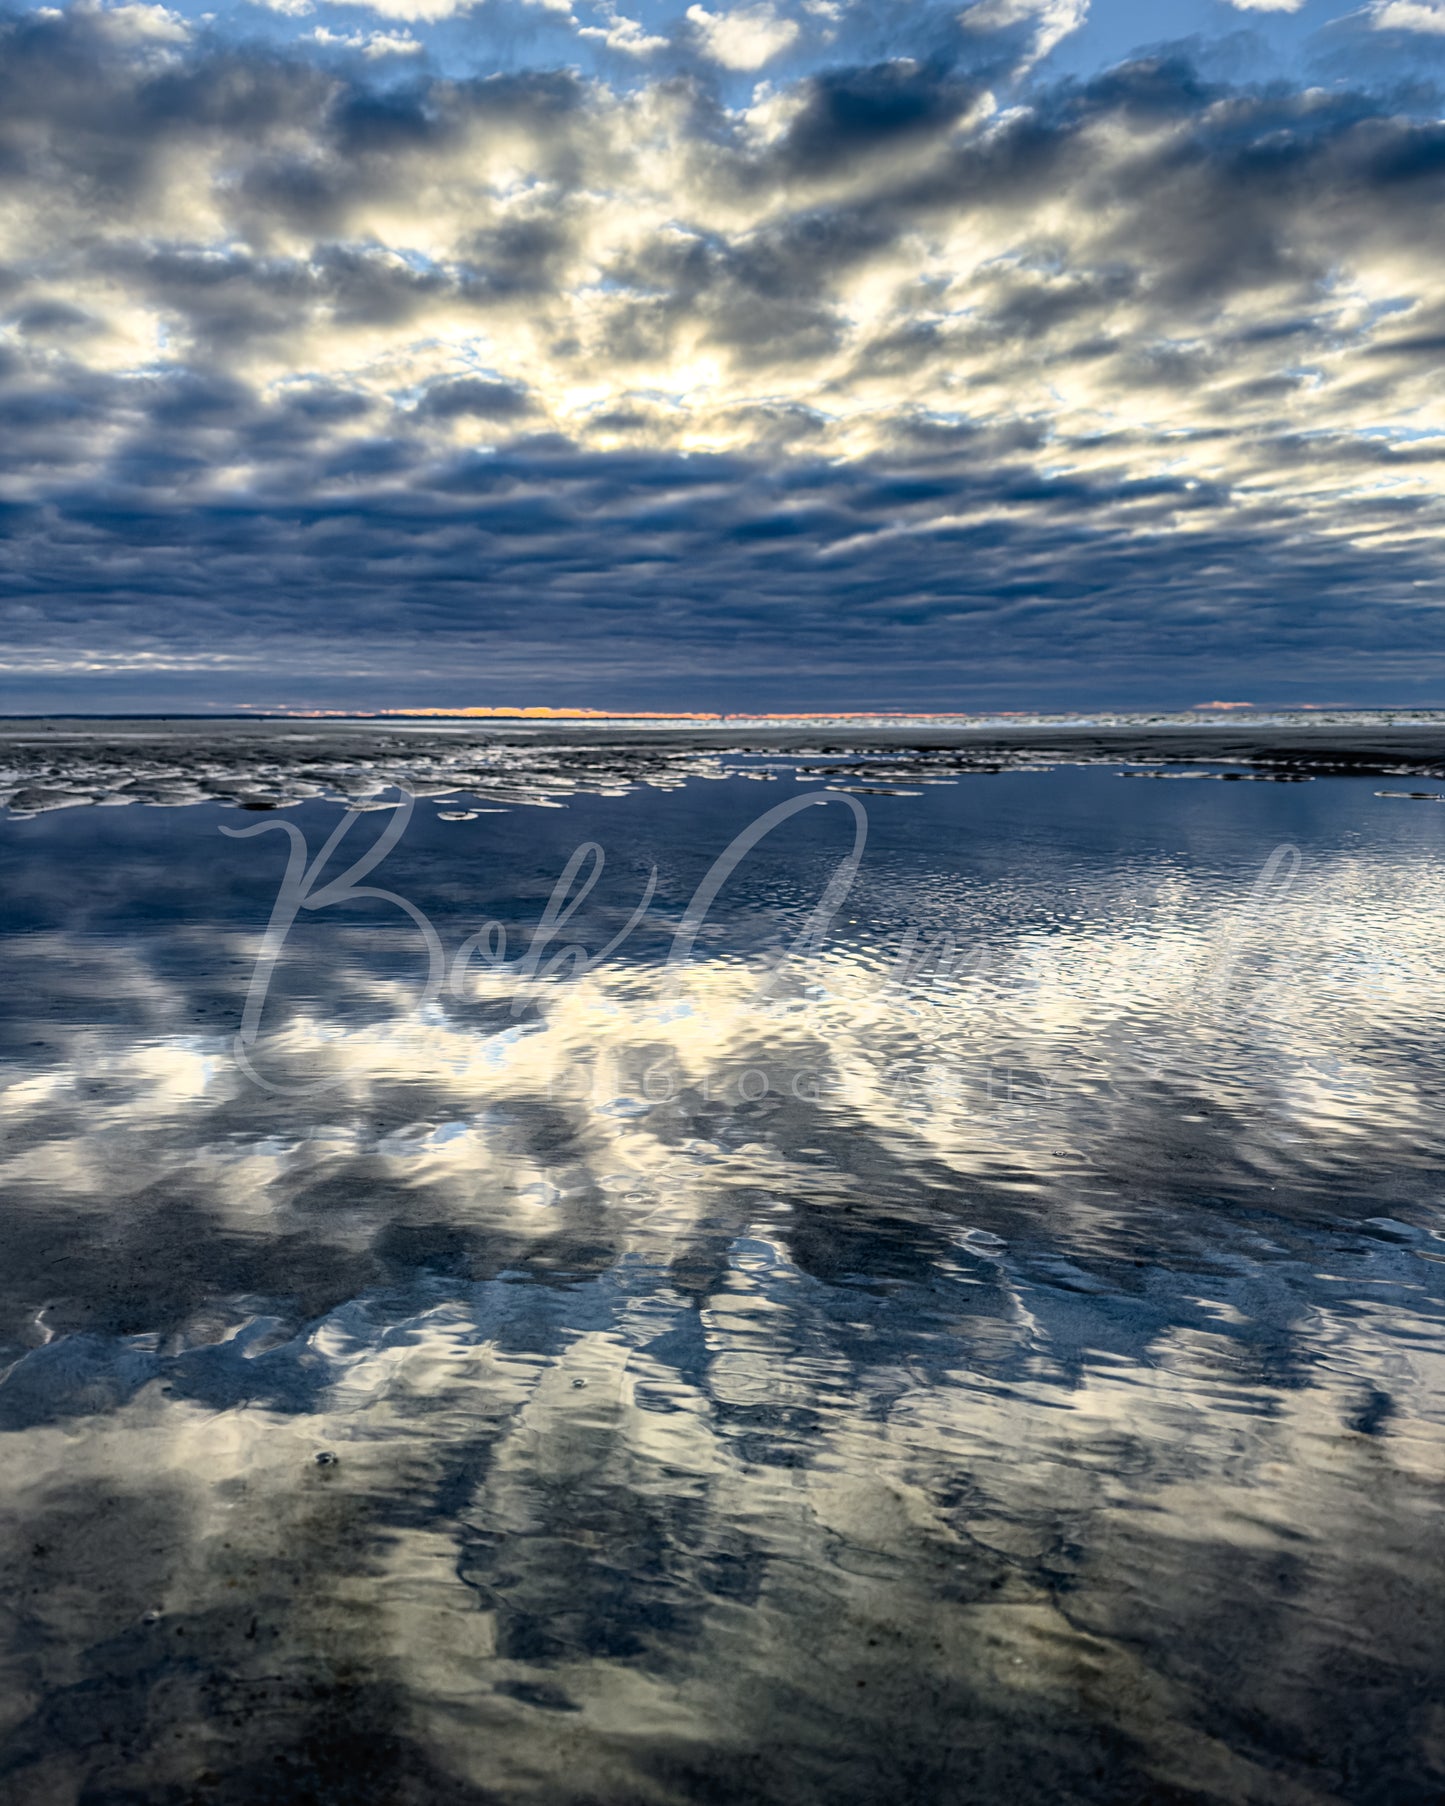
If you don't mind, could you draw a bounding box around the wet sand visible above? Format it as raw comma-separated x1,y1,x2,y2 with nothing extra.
2,712,1444,816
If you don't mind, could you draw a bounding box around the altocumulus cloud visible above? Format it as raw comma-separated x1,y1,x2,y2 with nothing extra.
1,0,1445,708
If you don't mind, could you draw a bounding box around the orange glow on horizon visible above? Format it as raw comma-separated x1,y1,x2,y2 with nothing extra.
252,706,994,721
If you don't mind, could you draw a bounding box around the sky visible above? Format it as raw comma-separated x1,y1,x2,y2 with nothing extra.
1,0,1445,713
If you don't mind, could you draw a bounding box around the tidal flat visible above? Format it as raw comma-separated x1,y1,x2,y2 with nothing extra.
0,716,1442,1804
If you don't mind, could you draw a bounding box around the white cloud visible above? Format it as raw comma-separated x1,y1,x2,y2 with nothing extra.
578,4,669,53
961,0,1089,69
686,3,801,70
1220,0,1306,12
308,23,424,52
1371,0,1445,28
315,0,476,20
95,2,191,40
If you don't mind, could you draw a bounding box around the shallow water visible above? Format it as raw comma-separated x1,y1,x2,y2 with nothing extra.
1,757,1443,1804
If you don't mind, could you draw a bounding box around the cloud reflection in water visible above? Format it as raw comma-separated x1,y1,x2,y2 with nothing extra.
0,770,1442,1803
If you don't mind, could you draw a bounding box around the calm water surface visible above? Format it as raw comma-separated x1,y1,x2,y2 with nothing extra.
0,764,1442,1803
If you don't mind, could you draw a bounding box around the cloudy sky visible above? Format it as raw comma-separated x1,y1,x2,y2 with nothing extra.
1,0,1444,711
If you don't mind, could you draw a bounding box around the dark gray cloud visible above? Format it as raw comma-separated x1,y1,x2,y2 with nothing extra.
414,377,536,419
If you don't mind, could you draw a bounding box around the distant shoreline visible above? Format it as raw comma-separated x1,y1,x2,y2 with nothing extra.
3,713,1445,819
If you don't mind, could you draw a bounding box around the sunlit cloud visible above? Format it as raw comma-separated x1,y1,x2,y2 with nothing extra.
961,0,1089,67
686,2,801,68
1370,0,1445,28
306,23,425,52
579,3,669,54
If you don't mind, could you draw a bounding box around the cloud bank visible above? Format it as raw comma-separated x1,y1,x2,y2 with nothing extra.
0,2,1444,707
